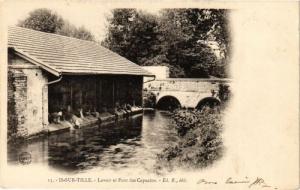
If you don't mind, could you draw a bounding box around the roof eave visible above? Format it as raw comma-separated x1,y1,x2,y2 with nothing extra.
60,71,155,77
12,47,61,77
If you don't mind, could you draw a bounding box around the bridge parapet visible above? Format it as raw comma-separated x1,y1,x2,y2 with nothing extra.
144,78,231,92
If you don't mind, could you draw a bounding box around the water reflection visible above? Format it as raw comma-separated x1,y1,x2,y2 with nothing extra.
8,111,175,173
48,116,143,171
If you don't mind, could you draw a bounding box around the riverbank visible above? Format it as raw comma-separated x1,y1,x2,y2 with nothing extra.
155,108,224,173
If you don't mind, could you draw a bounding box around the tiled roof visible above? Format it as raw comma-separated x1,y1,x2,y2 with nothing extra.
8,26,153,76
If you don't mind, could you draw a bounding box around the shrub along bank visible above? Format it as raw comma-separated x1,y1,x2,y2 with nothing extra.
143,90,156,108
155,108,223,172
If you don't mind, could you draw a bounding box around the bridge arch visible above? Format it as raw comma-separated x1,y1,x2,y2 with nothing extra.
196,97,221,110
156,95,181,110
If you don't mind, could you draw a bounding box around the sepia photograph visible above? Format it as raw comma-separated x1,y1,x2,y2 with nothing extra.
0,0,299,189
6,6,231,174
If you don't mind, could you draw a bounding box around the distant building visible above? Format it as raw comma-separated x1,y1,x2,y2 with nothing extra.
142,66,169,83
7,26,153,138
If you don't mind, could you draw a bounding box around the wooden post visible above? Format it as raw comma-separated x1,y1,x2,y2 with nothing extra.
93,76,96,111
100,77,104,110
70,80,73,110
112,78,115,106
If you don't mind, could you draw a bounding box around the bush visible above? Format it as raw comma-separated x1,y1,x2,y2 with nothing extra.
143,91,156,108
218,83,231,102
155,108,223,172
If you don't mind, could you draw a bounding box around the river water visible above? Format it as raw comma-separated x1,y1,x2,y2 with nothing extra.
8,111,177,173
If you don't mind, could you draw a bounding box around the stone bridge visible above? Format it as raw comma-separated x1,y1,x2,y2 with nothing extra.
144,78,231,109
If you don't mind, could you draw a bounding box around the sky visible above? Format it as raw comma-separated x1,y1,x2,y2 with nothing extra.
2,0,161,42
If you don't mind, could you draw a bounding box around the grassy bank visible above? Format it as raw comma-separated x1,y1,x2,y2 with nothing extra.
155,108,224,173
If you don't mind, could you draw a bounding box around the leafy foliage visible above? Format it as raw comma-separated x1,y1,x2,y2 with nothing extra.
102,9,160,65
143,90,156,108
155,109,223,172
18,8,94,41
218,83,231,102
103,9,230,78
56,21,95,41
18,8,64,33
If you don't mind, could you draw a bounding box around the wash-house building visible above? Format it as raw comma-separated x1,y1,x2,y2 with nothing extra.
7,26,153,138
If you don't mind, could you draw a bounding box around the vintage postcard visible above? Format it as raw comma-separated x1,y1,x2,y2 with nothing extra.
0,0,299,189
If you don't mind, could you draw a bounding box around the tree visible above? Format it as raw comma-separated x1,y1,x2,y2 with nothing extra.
157,9,230,78
18,8,95,41
103,8,230,78
102,9,160,65
72,26,94,41
57,21,95,41
102,9,184,77
18,8,64,33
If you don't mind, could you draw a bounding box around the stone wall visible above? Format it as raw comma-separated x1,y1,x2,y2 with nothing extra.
8,51,48,139
22,68,48,134
7,69,28,140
